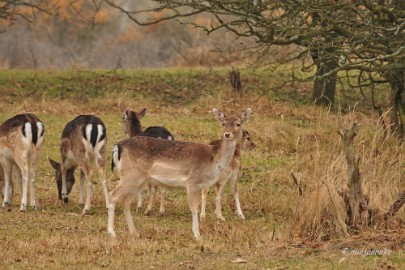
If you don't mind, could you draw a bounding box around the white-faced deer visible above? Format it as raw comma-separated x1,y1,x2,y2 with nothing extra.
144,129,255,219
122,107,174,210
107,108,251,240
200,129,255,221
48,115,108,215
0,113,45,211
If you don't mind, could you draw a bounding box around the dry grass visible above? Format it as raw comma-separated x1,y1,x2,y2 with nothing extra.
0,69,404,269
291,111,405,241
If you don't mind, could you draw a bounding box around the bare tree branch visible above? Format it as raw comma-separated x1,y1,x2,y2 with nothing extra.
0,0,53,29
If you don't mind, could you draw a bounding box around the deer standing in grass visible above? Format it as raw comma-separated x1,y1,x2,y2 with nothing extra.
0,114,45,211
200,129,255,221
122,107,174,211
48,115,108,215
123,107,174,140
107,108,251,240
144,129,255,219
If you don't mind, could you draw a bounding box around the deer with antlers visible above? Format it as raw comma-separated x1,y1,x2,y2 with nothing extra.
107,108,251,240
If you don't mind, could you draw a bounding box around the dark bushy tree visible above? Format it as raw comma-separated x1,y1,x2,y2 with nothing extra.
104,0,405,125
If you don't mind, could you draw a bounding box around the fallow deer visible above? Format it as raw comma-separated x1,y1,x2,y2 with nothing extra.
107,108,251,240
122,107,174,210
144,129,255,219
200,129,255,221
123,107,174,140
0,113,45,211
48,115,108,215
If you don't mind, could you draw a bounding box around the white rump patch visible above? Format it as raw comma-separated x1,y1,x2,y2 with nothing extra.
36,122,45,147
82,124,95,160
97,124,104,142
84,124,93,144
37,122,44,137
112,145,120,171
82,124,105,162
94,124,105,160
22,122,32,147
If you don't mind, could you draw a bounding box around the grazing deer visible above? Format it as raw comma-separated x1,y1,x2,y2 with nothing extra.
200,129,255,221
107,108,251,240
0,113,45,211
48,115,108,215
122,107,174,210
144,129,255,219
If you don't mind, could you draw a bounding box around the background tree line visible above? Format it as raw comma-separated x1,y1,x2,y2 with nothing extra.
1,0,404,133
0,0,283,68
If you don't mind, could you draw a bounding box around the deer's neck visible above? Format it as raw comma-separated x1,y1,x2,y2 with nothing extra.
127,120,142,137
213,137,237,174
233,143,242,159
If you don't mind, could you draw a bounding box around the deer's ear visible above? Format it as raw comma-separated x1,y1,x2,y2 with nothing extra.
139,107,147,118
124,108,131,120
48,158,60,171
213,108,225,123
241,108,251,123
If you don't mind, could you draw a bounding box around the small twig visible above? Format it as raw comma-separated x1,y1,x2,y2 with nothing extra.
26,48,40,96
389,160,399,168
337,117,346,134
291,172,303,196
384,190,405,221
371,80,388,139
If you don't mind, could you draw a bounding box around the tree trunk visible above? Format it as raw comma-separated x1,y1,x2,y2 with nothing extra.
338,123,369,229
389,69,405,137
311,50,339,106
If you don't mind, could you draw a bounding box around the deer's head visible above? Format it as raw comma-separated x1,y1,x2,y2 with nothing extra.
49,158,75,201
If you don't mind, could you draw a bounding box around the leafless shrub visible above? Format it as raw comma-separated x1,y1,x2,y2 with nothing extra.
291,113,405,240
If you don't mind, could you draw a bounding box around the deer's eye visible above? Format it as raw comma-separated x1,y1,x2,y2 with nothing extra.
236,123,241,127
222,123,225,126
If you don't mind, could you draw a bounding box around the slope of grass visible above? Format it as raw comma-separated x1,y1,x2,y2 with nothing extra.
0,68,403,269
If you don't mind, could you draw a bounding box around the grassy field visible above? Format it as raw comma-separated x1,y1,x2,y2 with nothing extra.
0,68,403,269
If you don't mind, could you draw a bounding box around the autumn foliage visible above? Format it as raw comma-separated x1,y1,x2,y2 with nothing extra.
0,0,255,69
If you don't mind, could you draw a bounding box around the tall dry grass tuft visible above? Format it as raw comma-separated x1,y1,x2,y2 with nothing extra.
290,110,405,240
290,124,348,241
